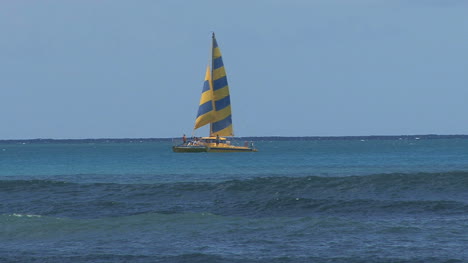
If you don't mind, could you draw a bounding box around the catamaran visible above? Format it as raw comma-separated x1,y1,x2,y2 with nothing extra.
173,33,257,153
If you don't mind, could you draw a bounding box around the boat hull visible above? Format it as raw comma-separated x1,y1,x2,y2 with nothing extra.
207,146,257,152
172,145,257,153
172,146,208,153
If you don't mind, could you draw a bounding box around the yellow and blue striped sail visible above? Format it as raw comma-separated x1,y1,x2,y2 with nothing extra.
194,66,216,129
210,34,234,136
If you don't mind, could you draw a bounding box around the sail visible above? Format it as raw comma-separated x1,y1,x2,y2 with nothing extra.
210,34,234,136
194,66,216,129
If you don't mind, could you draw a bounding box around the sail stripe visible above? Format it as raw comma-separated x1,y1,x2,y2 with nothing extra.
213,48,221,59
195,113,214,129
202,80,210,92
213,57,224,69
199,91,213,105
213,76,228,91
213,67,226,80
211,115,232,134
213,124,233,137
215,105,231,120
213,86,229,100
197,101,213,117
215,95,230,111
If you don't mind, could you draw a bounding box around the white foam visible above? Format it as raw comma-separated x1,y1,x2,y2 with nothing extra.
11,213,42,218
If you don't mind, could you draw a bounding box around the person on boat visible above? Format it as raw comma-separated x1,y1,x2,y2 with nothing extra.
216,134,220,145
182,134,187,144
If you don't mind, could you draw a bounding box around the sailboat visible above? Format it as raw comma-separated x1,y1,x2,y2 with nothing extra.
173,33,257,153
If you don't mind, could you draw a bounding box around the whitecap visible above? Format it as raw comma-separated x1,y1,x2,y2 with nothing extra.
11,213,42,218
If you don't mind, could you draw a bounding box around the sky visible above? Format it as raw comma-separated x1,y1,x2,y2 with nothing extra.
1,0,467,139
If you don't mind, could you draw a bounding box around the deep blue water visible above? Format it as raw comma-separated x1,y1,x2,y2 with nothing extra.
1,137,468,262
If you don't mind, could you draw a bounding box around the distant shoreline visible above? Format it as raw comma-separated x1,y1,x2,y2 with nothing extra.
1,134,467,143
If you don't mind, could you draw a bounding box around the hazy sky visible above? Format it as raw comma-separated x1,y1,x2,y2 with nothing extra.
1,0,467,139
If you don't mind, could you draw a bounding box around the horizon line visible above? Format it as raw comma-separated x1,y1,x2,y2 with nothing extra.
1,134,468,142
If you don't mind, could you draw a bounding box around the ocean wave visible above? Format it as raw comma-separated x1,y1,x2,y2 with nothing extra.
1,171,468,218
1,212,467,262
2,170,468,189
233,198,468,217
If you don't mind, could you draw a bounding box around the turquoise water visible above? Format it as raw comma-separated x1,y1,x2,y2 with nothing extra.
1,138,467,182
1,137,468,262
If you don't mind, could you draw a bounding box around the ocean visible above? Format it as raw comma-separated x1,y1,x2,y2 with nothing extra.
1,136,468,262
